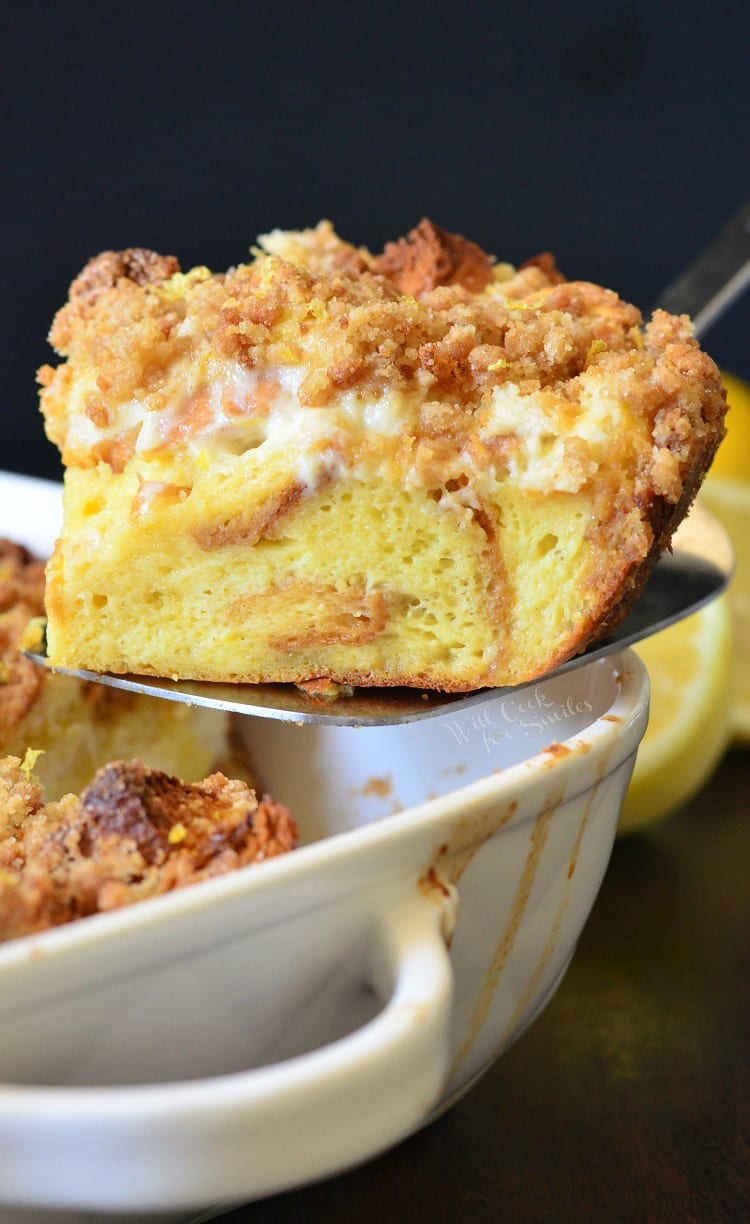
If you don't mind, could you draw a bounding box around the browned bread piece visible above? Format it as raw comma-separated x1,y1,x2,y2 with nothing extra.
0,756,297,941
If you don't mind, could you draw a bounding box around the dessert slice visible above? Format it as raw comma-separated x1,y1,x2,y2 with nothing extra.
38,220,727,692
0,755,297,941
1,537,234,798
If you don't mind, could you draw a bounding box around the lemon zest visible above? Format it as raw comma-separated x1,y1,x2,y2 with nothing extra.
586,339,608,362
21,748,45,777
18,616,47,654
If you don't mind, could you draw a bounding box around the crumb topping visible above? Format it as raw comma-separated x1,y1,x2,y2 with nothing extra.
69,248,181,312
373,218,496,296
0,540,47,740
0,757,298,940
38,220,726,518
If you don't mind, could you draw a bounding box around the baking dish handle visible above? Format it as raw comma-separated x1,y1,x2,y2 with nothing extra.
0,885,456,1213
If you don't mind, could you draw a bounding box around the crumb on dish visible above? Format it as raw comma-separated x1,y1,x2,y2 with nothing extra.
0,755,297,941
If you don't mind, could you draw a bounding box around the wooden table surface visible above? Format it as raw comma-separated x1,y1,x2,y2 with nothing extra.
222,749,750,1224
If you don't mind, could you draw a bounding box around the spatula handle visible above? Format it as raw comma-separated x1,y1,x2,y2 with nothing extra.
652,198,750,337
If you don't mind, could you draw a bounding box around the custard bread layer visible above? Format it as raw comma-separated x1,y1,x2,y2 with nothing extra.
39,221,727,691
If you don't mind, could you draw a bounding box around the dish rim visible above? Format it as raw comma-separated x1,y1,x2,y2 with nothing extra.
0,649,648,974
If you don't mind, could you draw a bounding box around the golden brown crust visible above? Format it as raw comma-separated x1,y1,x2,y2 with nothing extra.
0,757,297,941
518,251,566,284
68,248,181,311
373,218,495,296
579,404,722,652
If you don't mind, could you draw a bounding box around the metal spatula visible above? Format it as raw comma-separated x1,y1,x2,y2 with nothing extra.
28,203,749,725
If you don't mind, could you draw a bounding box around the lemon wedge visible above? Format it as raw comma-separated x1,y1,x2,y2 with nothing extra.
697,367,750,742
619,593,733,834
700,475,750,743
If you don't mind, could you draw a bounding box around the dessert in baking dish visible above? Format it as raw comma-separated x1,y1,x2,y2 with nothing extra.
0,755,297,941
0,538,233,798
38,220,727,691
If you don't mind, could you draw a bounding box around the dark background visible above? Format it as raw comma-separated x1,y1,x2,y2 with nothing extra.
3,0,749,482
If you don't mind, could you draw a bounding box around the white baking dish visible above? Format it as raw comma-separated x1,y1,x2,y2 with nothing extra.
0,472,649,1218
